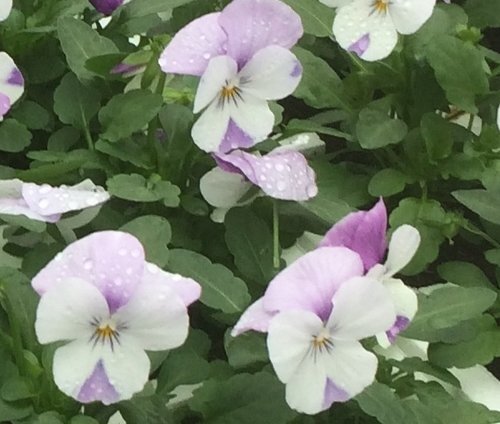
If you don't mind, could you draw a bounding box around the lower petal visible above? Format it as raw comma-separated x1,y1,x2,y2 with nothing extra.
78,361,120,405
191,102,230,153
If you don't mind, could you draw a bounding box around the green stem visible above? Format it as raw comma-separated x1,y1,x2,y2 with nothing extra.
81,108,94,151
273,200,280,270
1,290,27,376
147,72,167,168
462,222,500,249
348,52,370,74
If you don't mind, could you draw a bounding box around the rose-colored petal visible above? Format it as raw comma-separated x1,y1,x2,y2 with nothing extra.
263,247,364,321
159,13,227,76
319,198,387,271
219,0,303,67
215,149,317,201
32,231,146,312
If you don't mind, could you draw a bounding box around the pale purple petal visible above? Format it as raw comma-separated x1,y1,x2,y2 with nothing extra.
89,0,124,15
0,93,10,116
78,361,120,404
110,63,143,76
219,0,303,68
0,53,24,114
7,68,23,86
32,231,146,313
159,13,228,76
231,298,276,336
323,378,350,409
348,34,370,57
319,198,387,271
386,315,411,344
215,149,318,201
263,247,364,321
218,120,255,153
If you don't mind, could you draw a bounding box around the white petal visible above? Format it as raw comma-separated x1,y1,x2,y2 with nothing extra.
101,335,151,401
333,0,398,62
385,225,420,277
0,52,24,109
327,277,396,341
113,281,189,351
200,167,252,208
277,132,326,156
194,55,238,113
389,0,436,35
267,310,324,383
229,93,274,144
191,101,231,153
238,46,302,100
384,278,418,320
323,340,378,398
0,0,12,21
35,277,109,344
52,339,102,401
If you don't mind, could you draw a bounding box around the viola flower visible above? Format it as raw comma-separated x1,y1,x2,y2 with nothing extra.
0,179,110,223
268,277,395,414
159,0,304,153
326,0,436,61
0,52,24,120
320,199,420,346
89,0,127,15
0,0,12,21
33,231,201,404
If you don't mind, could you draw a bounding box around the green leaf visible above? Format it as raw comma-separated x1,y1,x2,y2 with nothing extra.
124,0,195,17
189,372,296,424
53,73,101,130
99,90,163,142
225,208,274,285
1,376,35,401
452,189,500,225
356,108,408,149
368,168,407,197
11,100,50,130
69,416,99,424
57,17,118,80
438,261,493,289
95,138,153,169
281,0,334,37
355,383,408,424
465,0,500,28
120,215,171,267
388,357,460,387
119,395,172,424
168,249,250,314
224,331,268,369
0,119,32,152
420,113,454,161
426,35,489,113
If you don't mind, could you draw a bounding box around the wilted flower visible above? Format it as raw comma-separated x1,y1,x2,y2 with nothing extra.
159,0,303,152
0,179,110,223
0,52,24,120
33,231,201,404
323,0,436,61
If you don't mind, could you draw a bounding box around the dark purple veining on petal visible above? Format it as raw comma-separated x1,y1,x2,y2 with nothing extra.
110,63,142,75
7,68,24,86
290,61,302,78
0,93,11,116
323,378,350,409
386,315,411,344
348,34,370,57
78,361,120,404
89,0,124,15
218,119,255,154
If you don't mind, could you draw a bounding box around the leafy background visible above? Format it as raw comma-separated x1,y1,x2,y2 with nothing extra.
0,0,500,423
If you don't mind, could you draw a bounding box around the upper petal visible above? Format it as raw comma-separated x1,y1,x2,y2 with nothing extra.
32,231,146,313
239,45,302,100
159,13,228,76
35,277,109,344
0,52,24,117
0,0,12,21
319,198,387,271
219,0,303,67
231,297,276,336
327,277,396,341
263,247,364,321
384,224,420,277
389,0,436,35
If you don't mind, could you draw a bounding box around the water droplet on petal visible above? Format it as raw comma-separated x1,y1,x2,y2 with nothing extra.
38,198,49,209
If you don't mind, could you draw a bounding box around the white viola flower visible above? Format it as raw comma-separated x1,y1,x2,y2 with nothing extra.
0,179,110,223
268,277,395,414
0,0,12,21
33,231,201,404
0,52,24,120
331,0,437,61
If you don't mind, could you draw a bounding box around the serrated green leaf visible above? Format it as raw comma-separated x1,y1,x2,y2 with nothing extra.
0,119,32,152
368,168,407,197
356,108,408,149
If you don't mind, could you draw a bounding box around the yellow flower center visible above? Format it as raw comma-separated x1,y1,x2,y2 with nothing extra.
373,0,389,13
96,324,116,341
219,82,242,107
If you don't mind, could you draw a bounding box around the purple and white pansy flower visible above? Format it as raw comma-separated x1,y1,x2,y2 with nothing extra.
232,247,396,414
320,199,420,347
0,179,110,223
0,52,24,120
323,0,436,61
159,0,304,153
33,231,201,404
0,0,12,21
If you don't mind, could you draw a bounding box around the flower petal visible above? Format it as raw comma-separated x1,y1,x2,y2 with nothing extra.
22,179,109,217
219,0,303,67
191,101,231,153
200,167,252,209
35,277,109,344
327,277,396,341
0,0,12,21
90,0,124,15
263,247,364,321
231,298,276,336
239,46,302,100
159,13,227,76
384,224,420,277
114,279,190,351
218,120,257,153
32,231,145,313
319,198,387,271
0,52,24,117
333,1,398,61
78,361,120,404
384,278,418,321
389,0,436,35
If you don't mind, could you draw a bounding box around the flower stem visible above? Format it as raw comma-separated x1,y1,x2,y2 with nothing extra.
273,200,280,270
82,109,94,151
147,72,167,168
